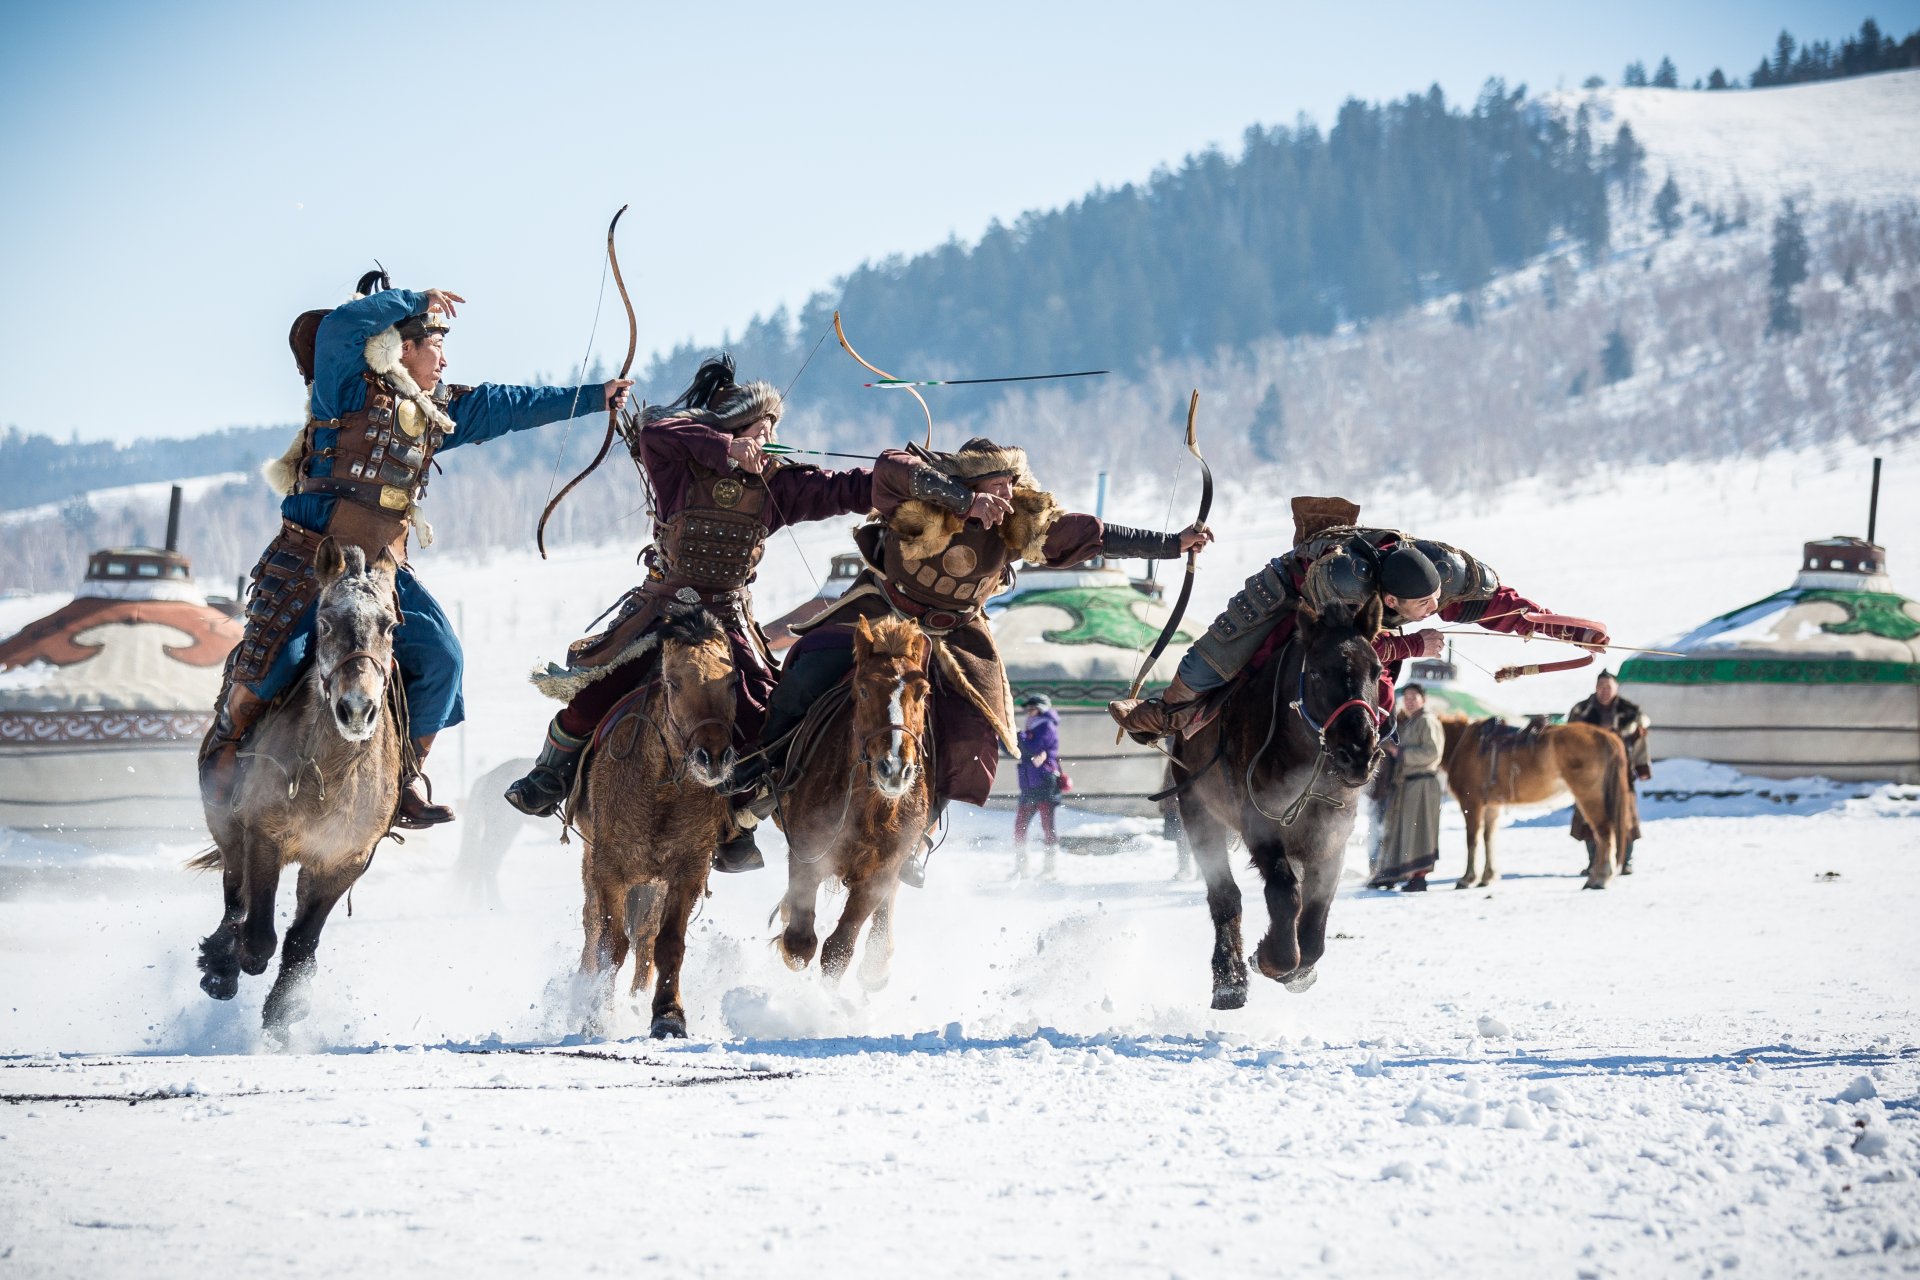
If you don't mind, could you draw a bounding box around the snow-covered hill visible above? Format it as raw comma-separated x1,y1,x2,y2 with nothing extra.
1554,69,1920,210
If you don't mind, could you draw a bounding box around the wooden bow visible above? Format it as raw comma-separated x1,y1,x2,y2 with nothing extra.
537,205,639,559
833,310,933,448
1124,389,1211,702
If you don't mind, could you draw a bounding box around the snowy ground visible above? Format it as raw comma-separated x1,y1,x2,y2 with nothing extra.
4,444,1918,1276
2,776,1917,1277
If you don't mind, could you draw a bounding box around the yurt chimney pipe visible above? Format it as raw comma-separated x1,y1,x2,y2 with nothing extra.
164,485,183,553
1868,457,1882,546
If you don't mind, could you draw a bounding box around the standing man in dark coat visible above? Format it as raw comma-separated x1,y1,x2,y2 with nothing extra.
1567,669,1650,870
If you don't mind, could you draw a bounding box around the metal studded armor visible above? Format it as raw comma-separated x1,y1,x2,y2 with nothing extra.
650,465,772,591
230,372,466,686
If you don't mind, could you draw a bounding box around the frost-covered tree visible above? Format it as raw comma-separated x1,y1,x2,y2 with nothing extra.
1707,67,1729,90
1601,327,1634,384
1653,57,1679,88
1653,175,1682,238
1622,61,1649,87
1582,74,1605,89
1250,384,1286,461
1768,202,1810,335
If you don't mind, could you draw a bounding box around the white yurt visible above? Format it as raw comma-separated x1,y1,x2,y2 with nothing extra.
987,561,1187,816
0,529,243,840
1619,536,1920,783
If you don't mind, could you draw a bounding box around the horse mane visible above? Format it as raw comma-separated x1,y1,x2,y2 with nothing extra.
659,606,727,649
861,616,923,660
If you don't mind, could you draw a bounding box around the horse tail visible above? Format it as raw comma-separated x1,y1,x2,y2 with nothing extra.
1600,734,1630,855
184,845,222,872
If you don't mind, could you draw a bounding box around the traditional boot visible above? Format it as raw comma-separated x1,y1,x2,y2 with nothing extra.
1040,841,1059,880
395,733,455,829
1108,674,1204,744
713,820,765,874
199,683,267,809
504,717,589,818
899,799,948,889
1010,842,1030,880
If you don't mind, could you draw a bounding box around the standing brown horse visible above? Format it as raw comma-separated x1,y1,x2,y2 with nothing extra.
192,537,403,1039
571,608,739,1039
774,616,933,988
1171,599,1389,1009
1438,715,1635,890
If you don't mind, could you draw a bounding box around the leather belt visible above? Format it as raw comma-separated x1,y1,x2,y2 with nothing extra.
642,576,749,609
881,579,977,633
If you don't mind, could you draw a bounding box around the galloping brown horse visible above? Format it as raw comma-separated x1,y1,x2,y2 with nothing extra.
774,616,934,988
192,537,403,1039
1439,715,1635,890
1172,598,1390,1009
571,608,738,1039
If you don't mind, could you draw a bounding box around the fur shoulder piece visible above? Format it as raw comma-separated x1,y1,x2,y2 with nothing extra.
1003,488,1063,563
883,487,1063,564
364,327,457,435
887,499,965,562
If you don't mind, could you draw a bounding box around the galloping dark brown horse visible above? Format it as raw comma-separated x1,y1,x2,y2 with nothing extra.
1171,598,1389,1009
571,608,739,1039
1439,715,1636,890
192,537,403,1039
774,616,934,988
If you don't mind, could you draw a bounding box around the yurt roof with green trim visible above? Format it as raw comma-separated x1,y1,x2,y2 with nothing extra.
1621,537,1920,686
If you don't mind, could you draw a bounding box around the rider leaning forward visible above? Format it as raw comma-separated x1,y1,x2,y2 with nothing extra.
200,275,633,828
505,356,876,872
1110,497,1605,740
760,437,1212,886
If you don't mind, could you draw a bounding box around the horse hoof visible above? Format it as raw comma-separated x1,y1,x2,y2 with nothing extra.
778,946,812,973
199,969,238,1001
649,1013,687,1040
1282,967,1319,994
1211,985,1248,1011
1454,877,1474,890
860,970,891,993
1582,881,1607,891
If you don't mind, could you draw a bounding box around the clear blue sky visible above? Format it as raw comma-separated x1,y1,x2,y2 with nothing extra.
0,0,1903,443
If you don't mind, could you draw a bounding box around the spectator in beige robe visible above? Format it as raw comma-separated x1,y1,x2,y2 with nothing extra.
1369,684,1444,892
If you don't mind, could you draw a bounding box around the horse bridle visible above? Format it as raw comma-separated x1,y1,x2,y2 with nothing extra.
320,649,390,699
857,721,927,788
1289,669,1392,748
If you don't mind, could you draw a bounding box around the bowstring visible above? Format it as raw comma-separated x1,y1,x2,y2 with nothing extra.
539,250,614,543
762,323,836,596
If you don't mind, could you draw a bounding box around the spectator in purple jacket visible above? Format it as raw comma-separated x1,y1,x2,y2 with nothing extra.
1013,694,1064,879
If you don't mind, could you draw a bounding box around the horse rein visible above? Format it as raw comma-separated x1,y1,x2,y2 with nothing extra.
319,649,390,699
1288,670,1392,748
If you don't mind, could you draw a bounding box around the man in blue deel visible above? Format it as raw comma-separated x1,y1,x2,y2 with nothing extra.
200,269,633,827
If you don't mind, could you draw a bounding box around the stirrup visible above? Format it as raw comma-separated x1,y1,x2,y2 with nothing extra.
395,775,454,829
713,829,764,873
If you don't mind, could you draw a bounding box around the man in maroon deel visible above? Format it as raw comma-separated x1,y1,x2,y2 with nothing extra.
506,356,872,872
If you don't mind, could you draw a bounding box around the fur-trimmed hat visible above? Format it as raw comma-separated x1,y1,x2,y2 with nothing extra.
921,437,1037,490
396,310,451,342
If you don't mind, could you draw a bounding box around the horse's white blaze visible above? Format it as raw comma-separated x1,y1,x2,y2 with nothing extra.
887,684,906,770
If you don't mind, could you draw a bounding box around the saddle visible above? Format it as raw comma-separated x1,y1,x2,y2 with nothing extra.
1474,715,1548,778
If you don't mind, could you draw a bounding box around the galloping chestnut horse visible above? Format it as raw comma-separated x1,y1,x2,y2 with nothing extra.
571,608,738,1038
1170,598,1390,1009
192,537,403,1039
1439,715,1635,890
774,616,933,988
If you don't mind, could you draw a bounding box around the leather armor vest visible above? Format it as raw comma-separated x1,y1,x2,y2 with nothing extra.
295,372,460,558
652,465,771,591
882,523,1010,612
